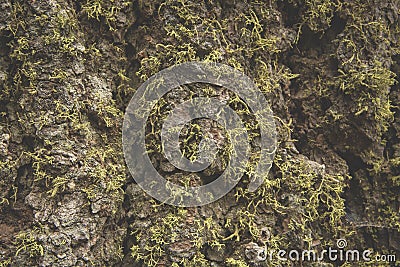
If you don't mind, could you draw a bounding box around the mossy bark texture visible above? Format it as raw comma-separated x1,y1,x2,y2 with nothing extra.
0,0,399,266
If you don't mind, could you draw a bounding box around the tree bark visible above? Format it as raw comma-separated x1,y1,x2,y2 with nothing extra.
0,0,399,266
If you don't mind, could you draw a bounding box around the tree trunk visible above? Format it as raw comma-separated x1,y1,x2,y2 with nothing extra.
0,0,399,266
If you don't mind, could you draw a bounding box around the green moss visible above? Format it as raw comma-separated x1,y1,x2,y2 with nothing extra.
175,252,209,267
14,227,44,258
128,1,355,264
0,258,12,267
255,60,300,94
231,149,348,257
288,0,338,34
82,0,132,31
225,258,250,267
332,61,396,135
130,208,190,266
136,0,288,83
335,62,396,94
23,149,55,183
8,2,27,36
82,140,126,203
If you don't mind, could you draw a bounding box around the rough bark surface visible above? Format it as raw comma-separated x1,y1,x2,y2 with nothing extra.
0,0,399,266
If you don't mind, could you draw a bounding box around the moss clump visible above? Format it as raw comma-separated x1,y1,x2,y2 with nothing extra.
14,227,44,258
126,0,357,265
0,258,12,267
82,0,132,31
332,61,396,135
135,0,295,82
130,208,191,266
225,258,250,267
225,145,348,265
288,0,338,32
81,140,126,205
